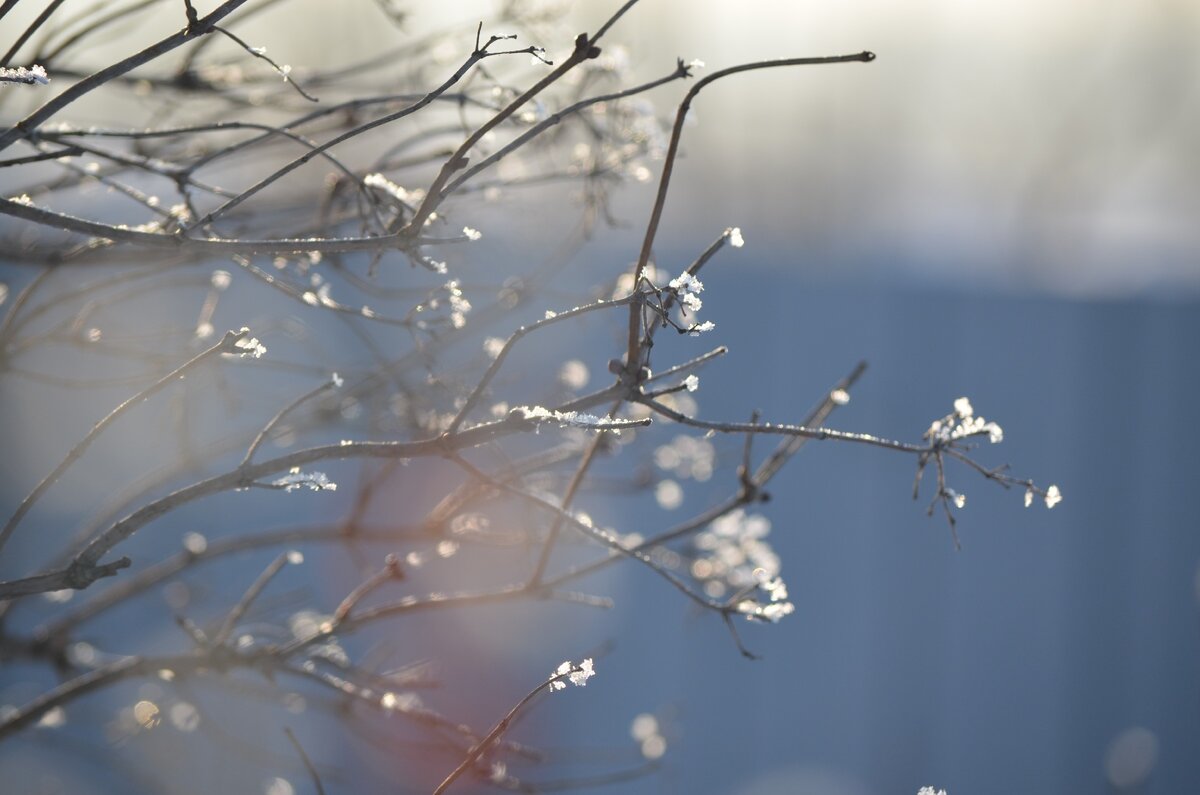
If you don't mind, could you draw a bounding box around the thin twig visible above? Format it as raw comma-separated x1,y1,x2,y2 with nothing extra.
623,50,874,367
211,551,294,647
0,328,251,556
241,376,340,468
0,0,254,153
432,662,589,795
284,727,327,795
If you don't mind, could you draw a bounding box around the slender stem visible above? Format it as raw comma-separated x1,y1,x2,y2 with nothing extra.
636,395,923,454
241,377,337,468
527,397,622,587
0,0,67,65
189,41,491,230
632,51,874,284
623,51,874,366
441,62,689,198
0,328,249,556
283,727,326,795
0,386,629,600
0,196,413,255
446,452,713,611
0,0,254,153
432,666,581,795
403,34,598,235
211,552,292,647
445,295,633,435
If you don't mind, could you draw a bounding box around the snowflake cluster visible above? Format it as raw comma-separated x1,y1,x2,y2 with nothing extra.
668,272,703,313
0,64,49,85
548,658,595,691
511,405,636,434
666,270,715,335
363,172,422,204
272,469,337,492
927,397,1003,444
233,334,267,358
1030,483,1063,509
925,398,1062,511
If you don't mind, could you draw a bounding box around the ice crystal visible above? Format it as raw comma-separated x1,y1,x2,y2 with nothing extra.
512,405,640,434
234,334,267,358
927,398,1003,444
1044,484,1063,509
549,658,595,691
0,64,49,85
272,468,337,492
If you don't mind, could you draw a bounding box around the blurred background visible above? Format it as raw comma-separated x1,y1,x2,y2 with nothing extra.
1,1,1198,794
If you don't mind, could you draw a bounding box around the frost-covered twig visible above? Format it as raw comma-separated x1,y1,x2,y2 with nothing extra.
0,382,632,600
432,658,595,795
636,394,926,454
446,294,636,434
0,65,49,86
622,51,875,368
0,0,253,153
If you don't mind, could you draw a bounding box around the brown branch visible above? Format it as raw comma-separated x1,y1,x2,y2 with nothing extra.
623,50,874,367
401,5,639,235
0,0,254,153
0,196,414,255
432,661,591,795
211,551,294,647
636,394,926,454
0,386,636,600
0,328,251,556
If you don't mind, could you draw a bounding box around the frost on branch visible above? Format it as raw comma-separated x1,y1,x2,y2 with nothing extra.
232,334,267,359
927,396,1003,445
916,398,1061,544
668,272,704,314
664,270,717,335
272,468,338,492
0,65,49,86
548,658,595,691
510,405,645,434
0,5,1059,789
